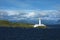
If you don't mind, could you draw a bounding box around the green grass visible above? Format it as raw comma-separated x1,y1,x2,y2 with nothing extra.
0,20,34,28
0,20,47,28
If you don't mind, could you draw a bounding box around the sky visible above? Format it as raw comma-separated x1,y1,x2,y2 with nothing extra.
0,0,60,10
0,0,60,21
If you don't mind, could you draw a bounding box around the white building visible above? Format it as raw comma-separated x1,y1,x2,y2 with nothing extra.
34,18,46,28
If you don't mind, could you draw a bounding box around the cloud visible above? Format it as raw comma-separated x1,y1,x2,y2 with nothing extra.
0,10,60,20
22,12,35,18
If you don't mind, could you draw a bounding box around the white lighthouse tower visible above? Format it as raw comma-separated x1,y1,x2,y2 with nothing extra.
34,18,46,28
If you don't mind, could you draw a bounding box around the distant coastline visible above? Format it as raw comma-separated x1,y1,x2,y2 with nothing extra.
0,20,46,29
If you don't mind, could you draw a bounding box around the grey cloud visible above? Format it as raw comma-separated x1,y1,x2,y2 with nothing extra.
0,10,60,20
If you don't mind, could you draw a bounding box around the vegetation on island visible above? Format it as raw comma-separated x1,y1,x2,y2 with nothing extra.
0,20,46,29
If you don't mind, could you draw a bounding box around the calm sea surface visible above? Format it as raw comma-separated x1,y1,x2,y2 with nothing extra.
0,25,60,40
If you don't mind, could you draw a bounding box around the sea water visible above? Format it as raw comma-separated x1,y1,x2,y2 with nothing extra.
0,26,60,40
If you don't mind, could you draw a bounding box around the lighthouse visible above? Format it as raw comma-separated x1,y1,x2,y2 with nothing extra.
34,18,46,28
